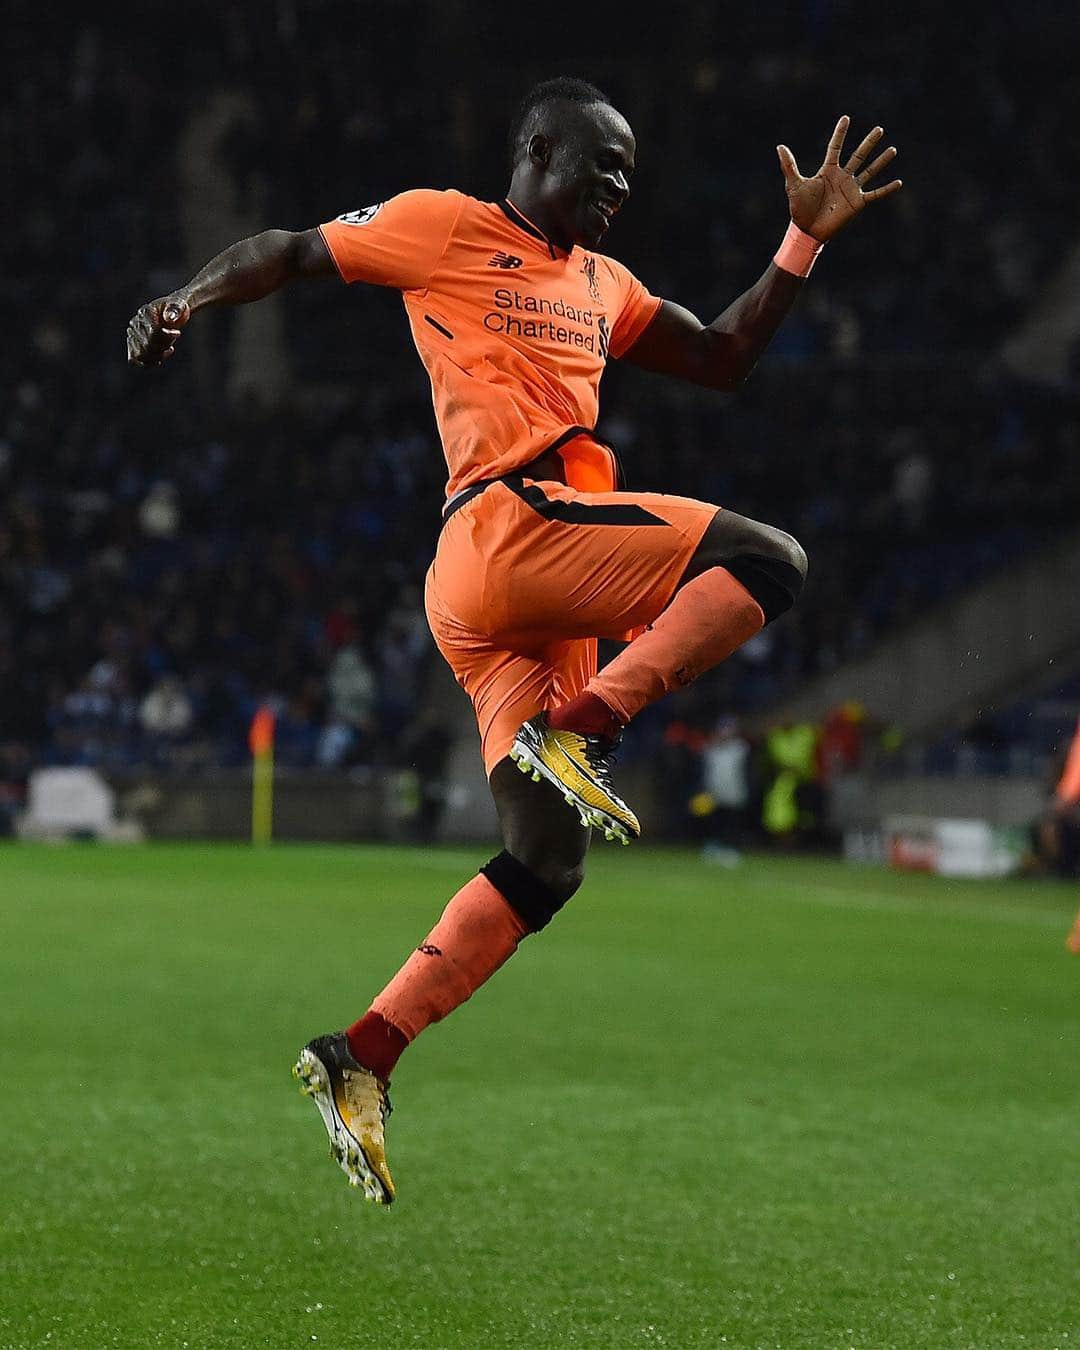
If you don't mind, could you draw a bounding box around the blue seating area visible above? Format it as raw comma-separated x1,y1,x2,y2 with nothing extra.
3,7,1078,781
914,670,1080,779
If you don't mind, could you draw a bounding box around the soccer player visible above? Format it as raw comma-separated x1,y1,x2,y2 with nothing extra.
1050,717,1080,951
127,78,902,1203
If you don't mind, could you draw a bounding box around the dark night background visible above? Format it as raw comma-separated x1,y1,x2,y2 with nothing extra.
4,1,1079,800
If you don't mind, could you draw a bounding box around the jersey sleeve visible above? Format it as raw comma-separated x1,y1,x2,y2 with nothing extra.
318,189,462,291
604,257,663,360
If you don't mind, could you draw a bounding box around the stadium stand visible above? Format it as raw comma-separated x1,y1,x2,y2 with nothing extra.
4,5,1078,828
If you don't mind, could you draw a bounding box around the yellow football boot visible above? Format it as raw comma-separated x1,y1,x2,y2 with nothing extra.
509,713,640,844
293,1033,396,1204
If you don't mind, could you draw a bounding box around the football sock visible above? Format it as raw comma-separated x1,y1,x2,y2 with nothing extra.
1067,909,1080,955
346,1011,408,1083
581,566,765,726
347,872,529,1076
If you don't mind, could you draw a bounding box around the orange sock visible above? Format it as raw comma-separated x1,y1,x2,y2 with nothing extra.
585,566,765,724
363,873,529,1046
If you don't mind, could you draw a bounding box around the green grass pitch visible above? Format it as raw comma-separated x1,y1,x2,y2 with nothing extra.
1,843,1077,1349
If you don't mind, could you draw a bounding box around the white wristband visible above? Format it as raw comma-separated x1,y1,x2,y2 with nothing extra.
773,220,824,277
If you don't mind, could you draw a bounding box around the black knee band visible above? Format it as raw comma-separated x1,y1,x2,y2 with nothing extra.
480,850,565,933
723,553,805,624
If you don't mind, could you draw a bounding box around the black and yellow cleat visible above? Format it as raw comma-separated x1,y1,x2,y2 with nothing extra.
293,1032,396,1204
509,713,640,844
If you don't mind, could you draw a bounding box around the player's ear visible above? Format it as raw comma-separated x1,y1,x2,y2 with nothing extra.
527,133,552,170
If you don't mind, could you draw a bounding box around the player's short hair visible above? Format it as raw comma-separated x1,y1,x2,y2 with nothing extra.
507,76,614,168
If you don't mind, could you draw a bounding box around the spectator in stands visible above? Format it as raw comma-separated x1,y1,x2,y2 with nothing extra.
0,744,31,837
696,716,753,866
318,642,378,768
376,588,430,738
761,718,823,847
138,674,194,740
818,701,866,784
400,709,454,843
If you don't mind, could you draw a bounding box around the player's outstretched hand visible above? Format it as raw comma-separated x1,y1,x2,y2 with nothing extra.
776,116,902,243
126,296,190,367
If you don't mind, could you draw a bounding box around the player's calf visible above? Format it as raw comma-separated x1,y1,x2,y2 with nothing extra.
531,520,807,837
550,563,765,784
489,757,593,887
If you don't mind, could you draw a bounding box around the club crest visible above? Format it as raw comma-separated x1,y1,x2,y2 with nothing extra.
581,255,602,303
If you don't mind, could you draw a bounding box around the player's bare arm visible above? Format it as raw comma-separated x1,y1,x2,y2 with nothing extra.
126,228,334,367
624,115,902,390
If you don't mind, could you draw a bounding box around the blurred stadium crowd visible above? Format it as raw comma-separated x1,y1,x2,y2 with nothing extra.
4,3,1078,796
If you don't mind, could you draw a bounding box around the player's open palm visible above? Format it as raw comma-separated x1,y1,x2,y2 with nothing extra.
777,115,901,243
126,296,190,367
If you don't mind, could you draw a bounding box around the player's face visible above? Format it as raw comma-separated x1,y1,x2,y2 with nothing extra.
548,106,635,250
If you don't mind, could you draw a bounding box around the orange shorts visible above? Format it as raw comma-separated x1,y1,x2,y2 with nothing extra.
424,475,718,774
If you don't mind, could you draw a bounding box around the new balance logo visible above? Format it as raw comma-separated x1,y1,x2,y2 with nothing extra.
488,251,523,269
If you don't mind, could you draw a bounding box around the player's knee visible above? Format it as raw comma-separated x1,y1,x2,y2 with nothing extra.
777,530,809,583
725,529,807,624
480,849,582,933
544,857,586,904
520,854,584,908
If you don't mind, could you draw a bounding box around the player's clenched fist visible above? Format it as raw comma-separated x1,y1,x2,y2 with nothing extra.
126,296,190,367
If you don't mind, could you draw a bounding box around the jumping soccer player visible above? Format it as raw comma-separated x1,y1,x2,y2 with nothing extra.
127,78,902,1203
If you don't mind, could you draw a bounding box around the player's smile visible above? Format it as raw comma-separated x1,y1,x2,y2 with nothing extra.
569,164,629,248
535,103,635,251
584,193,622,240
571,126,633,248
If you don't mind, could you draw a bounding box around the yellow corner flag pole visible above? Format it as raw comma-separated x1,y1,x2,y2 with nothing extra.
249,706,276,844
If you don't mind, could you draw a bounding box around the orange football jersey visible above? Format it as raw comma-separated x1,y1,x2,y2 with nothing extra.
318,191,661,498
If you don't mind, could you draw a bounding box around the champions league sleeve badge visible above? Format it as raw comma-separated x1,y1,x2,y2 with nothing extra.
338,203,384,226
